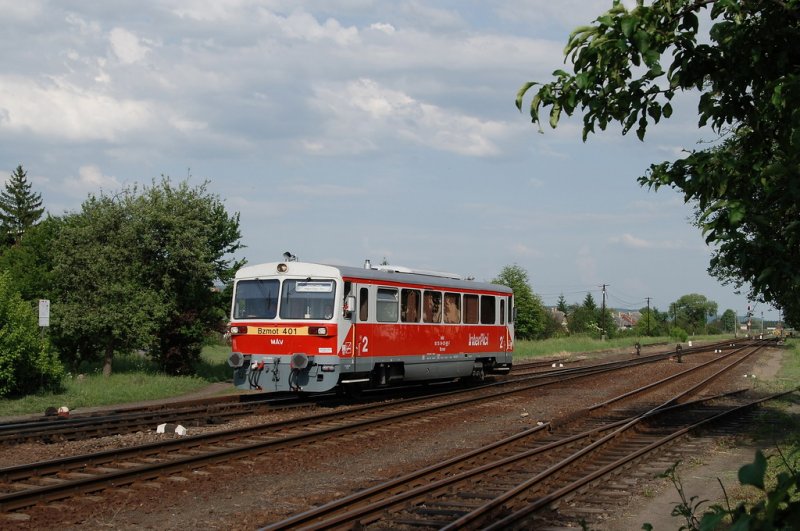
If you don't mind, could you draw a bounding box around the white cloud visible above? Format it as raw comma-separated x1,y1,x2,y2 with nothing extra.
273,11,359,46
0,0,43,20
62,165,121,197
608,233,686,250
305,78,511,156
511,243,541,257
369,22,396,34
0,76,156,141
109,28,152,65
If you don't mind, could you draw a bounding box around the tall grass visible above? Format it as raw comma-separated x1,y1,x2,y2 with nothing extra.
513,335,672,361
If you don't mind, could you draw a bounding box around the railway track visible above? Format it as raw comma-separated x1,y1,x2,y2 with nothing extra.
0,339,734,446
262,342,788,529
0,340,766,517
0,392,324,445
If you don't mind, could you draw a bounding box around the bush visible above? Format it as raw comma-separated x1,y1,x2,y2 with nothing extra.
0,273,64,397
670,326,689,342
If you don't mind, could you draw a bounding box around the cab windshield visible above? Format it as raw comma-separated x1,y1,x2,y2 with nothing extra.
233,278,336,320
280,279,336,320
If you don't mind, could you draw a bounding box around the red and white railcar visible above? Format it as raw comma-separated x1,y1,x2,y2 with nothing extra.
227,260,514,393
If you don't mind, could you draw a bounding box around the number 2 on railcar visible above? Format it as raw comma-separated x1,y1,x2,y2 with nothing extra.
227,260,514,393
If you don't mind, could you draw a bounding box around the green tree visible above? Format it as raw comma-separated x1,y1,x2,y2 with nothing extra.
582,292,597,312
0,216,62,301
669,293,718,335
0,272,63,397
51,194,166,376
50,178,242,376
135,179,243,374
494,265,548,340
568,304,597,335
0,165,45,246
634,306,669,336
720,308,738,333
556,293,569,314
516,0,800,328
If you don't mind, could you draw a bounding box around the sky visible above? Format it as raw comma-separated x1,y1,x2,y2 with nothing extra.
0,0,780,322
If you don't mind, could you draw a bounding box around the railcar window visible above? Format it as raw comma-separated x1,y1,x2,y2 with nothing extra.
464,294,479,324
359,287,369,321
401,289,420,322
444,292,461,324
509,295,514,323
481,295,496,324
423,291,442,323
279,279,336,320
377,288,399,322
233,279,279,319
500,299,505,324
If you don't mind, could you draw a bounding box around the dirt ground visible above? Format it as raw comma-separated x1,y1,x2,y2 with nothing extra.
600,345,786,530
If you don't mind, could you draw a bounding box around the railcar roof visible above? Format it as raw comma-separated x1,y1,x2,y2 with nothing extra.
236,262,512,294
334,264,512,294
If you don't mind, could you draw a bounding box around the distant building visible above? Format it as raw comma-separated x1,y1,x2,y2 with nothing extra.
549,308,568,331
613,310,641,331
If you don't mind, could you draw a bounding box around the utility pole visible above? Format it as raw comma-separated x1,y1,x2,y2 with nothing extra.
645,296,651,336
600,284,608,340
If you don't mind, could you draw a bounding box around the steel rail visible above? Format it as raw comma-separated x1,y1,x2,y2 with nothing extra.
484,387,800,530
261,344,765,529
0,339,749,446
0,340,764,514
0,339,708,447
262,391,749,531
445,343,766,529
0,347,702,513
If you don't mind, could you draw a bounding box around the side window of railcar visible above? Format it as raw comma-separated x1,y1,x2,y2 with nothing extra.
359,287,369,322
423,290,442,323
377,288,399,322
401,289,420,323
509,295,514,323
481,295,496,324
464,294,479,324
444,292,461,324
500,299,505,324
233,279,279,319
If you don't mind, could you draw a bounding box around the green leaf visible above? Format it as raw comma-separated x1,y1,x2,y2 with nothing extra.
663,102,673,118
632,30,650,54
597,15,614,27
549,103,562,128
530,92,542,124
621,15,637,38
515,82,537,111
739,451,767,490
728,204,745,225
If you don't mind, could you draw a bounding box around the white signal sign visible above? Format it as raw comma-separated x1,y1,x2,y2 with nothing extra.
39,299,50,327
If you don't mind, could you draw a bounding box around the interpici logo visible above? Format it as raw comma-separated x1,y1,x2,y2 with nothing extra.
468,333,489,346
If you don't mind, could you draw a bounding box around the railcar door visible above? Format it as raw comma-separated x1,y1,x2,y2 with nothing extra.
353,285,369,373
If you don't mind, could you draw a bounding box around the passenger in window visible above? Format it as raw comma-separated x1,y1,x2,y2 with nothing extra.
444,294,460,324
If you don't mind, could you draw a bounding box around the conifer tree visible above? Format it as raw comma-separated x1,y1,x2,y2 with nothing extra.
0,165,44,245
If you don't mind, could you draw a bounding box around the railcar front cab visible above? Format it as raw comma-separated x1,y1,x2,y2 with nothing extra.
227,262,348,393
